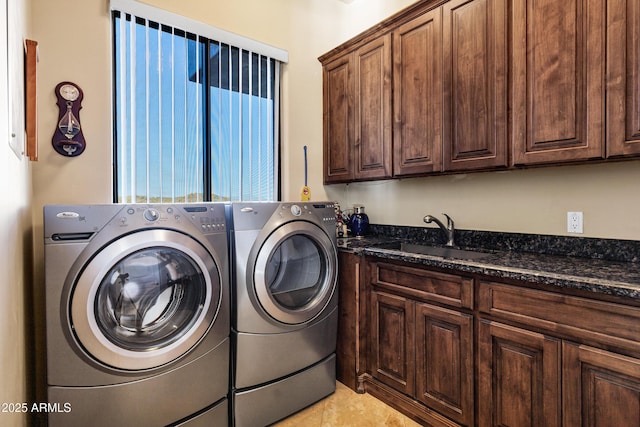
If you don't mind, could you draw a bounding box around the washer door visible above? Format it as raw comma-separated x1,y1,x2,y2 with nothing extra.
70,229,220,371
254,221,337,325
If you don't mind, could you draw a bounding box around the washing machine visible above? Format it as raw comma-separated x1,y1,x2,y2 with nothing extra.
43,204,231,427
230,202,338,427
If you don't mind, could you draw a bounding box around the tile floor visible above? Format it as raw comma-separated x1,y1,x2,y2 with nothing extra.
273,382,421,427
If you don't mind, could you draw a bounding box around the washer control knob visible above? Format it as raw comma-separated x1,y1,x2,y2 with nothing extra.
290,205,302,216
143,208,159,222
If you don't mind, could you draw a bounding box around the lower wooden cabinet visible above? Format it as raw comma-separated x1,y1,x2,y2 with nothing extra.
370,290,474,426
478,326,640,427
563,342,640,426
477,320,561,427
415,303,473,426
370,290,415,395
368,260,474,426
336,252,367,391
350,256,640,426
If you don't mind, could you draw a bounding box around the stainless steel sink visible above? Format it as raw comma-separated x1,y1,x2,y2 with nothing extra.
399,243,491,260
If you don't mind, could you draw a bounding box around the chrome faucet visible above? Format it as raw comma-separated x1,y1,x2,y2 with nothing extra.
423,213,455,247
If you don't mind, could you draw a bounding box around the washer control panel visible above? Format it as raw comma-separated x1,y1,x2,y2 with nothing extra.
119,204,227,234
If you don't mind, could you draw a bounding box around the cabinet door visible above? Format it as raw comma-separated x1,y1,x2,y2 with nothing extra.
442,0,508,171
511,0,605,165
415,303,473,426
393,8,443,176
563,342,640,426
477,320,561,427
370,290,415,396
323,54,354,183
606,0,640,157
336,252,364,391
354,35,392,180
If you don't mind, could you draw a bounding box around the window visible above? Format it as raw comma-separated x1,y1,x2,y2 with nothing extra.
111,1,287,203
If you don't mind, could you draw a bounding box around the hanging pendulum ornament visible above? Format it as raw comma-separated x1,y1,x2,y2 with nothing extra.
52,81,86,157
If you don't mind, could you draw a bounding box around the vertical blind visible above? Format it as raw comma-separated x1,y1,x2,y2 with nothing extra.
111,1,286,203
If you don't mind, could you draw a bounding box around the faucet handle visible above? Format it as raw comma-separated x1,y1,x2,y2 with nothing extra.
442,213,454,230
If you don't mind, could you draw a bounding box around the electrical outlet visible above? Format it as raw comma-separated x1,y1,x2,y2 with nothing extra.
567,212,583,234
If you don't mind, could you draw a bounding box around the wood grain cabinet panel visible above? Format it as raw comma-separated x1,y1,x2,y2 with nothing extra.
370,290,415,396
563,342,640,426
511,0,605,165
354,35,393,180
367,259,474,425
321,0,640,183
442,0,508,171
606,0,640,157
416,303,473,426
323,55,354,183
393,8,443,176
372,261,473,309
477,320,561,427
336,252,366,392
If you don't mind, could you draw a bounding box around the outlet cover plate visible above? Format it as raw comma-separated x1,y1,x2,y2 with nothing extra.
567,212,584,234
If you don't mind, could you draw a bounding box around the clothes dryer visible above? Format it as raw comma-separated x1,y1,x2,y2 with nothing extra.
43,204,231,427
230,202,338,427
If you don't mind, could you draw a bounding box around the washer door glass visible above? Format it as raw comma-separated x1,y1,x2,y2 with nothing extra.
95,247,205,351
71,229,220,371
254,221,337,325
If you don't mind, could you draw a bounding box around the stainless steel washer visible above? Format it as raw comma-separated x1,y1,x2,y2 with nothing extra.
43,204,231,427
230,202,338,427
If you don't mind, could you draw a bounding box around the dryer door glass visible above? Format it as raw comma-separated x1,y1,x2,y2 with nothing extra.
266,235,325,309
254,221,337,325
95,247,206,350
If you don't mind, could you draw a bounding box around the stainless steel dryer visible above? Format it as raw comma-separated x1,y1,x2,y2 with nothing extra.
43,204,231,427
230,202,338,427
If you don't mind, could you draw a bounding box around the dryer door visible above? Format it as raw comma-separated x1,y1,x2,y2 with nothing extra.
254,221,337,325
70,229,221,371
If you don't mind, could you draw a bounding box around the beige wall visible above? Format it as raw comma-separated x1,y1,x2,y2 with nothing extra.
28,0,640,310
29,0,423,293
326,161,640,239
1,0,32,425
10,0,639,423
134,0,640,241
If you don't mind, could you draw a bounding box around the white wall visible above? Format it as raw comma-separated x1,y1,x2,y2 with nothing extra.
1,0,33,424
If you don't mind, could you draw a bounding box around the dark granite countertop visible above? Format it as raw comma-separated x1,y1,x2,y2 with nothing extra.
337,232,640,300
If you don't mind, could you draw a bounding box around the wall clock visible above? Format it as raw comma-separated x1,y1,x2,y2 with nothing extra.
52,81,85,157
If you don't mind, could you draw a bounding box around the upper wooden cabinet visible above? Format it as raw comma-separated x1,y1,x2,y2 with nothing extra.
442,0,508,171
323,54,354,183
320,0,640,184
355,35,393,180
321,35,392,184
511,0,605,165
393,8,443,176
606,0,640,157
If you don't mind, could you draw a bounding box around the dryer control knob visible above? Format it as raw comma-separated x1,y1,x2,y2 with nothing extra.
143,208,159,222
290,205,302,216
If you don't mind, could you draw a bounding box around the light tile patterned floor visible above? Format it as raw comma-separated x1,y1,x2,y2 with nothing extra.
272,382,422,427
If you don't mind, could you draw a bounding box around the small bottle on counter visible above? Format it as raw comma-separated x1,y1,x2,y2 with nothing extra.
350,205,369,237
